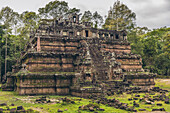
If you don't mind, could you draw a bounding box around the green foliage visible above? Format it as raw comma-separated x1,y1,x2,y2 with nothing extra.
0,6,19,29
92,11,103,28
38,0,69,19
81,10,93,23
128,27,170,76
103,0,136,31
81,10,103,28
38,0,80,20
67,8,80,14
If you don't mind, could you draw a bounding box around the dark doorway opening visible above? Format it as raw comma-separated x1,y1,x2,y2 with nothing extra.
116,34,119,39
85,30,89,37
73,16,76,23
69,32,73,37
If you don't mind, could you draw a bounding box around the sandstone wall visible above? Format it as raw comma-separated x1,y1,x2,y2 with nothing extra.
16,74,74,95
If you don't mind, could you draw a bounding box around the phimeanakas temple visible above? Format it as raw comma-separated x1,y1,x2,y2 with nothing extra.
2,13,156,97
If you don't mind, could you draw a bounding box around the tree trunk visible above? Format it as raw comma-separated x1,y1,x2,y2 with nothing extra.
4,36,7,82
0,47,1,83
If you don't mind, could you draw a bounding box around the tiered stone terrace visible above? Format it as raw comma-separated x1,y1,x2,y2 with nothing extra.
2,13,155,97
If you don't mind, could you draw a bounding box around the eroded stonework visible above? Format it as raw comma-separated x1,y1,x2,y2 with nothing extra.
2,13,156,97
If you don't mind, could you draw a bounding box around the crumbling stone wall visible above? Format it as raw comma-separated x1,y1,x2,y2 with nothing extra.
15,74,74,95
2,13,155,96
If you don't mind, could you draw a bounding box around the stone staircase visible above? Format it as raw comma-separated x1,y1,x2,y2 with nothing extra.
87,39,109,81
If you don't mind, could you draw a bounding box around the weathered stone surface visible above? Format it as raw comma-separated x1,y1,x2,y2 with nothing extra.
2,13,155,97
17,106,24,110
157,103,163,106
139,109,146,111
58,109,63,112
10,108,16,113
0,103,7,106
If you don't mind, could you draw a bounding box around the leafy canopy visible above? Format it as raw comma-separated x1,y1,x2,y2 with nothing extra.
103,0,136,31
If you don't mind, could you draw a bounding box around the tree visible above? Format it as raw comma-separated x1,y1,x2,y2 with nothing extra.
67,8,80,15
0,7,16,80
128,27,170,76
103,0,136,31
81,10,93,23
154,53,170,76
17,11,39,44
38,0,69,19
0,25,4,82
81,11,103,28
127,27,150,55
92,11,103,28
20,11,39,32
163,33,170,58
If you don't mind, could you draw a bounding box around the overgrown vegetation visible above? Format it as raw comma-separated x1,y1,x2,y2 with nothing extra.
128,27,170,76
0,91,126,113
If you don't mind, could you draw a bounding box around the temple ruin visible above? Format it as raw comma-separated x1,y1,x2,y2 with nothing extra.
2,13,156,97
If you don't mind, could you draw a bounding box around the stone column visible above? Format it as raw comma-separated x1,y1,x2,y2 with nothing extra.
109,34,111,38
61,30,63,36
37,36,41,52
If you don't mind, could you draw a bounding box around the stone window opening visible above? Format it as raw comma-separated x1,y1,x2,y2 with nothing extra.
110,34,114,39
73,16,76,23
63,30,67,36
99,33,102,38
85,30,89,37
116,34,119,39
105,33,109,38
69,32,74,37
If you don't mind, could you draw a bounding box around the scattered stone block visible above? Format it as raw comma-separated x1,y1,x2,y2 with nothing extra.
165,100,169,104
10,108,16,113
157,103,162,106
17,106,24,110
133,97,138,100
133,109,137,112
152,109,161,111
11,104,15,106
145,100,152,104
160,108,165,111
99,108,105,111
0,108,3,112
135,95,140,97
139,109,146,111
89,107,94,111
0,103,7,106
58,109,63,112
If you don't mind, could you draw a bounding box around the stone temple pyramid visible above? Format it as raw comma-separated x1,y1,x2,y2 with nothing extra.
2,13,156,97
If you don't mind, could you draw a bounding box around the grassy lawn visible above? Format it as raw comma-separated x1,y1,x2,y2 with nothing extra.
0,90,126,113
155,79,170,91
0,79,170,113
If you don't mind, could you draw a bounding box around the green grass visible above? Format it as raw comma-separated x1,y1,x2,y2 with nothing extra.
107,92,170,112
155,79,170,91
0,91,127,113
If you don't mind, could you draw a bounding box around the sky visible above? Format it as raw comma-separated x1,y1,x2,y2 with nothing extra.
0,0,169,29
